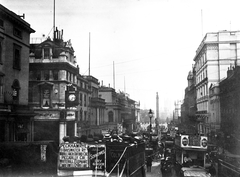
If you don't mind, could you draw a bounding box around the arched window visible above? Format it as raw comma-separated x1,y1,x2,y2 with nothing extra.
108,111,114,122
12,79,20,104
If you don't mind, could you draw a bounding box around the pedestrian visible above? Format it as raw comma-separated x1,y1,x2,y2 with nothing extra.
146,156,152,172
183,154,192,167
208,163,216,177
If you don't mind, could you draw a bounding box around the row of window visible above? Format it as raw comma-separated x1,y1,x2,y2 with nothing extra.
197,101,208,113
196,68,207,85
77,110,113,127
0,17,22,39
195,43,238,85
40,88,88,108
41,47,75,63
30,70,60,81
197,84,208,99
30,69,88,90
195,52,206,72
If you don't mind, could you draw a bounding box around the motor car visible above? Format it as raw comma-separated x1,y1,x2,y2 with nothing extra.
180,166,211,177
161,156,174,174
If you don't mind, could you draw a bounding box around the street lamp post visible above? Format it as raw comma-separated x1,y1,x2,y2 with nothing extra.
148,109,153,141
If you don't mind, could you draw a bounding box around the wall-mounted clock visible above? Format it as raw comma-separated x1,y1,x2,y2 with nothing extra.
68,94,76,101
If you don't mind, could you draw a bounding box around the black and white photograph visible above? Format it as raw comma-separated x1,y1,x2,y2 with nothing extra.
0,0,240,176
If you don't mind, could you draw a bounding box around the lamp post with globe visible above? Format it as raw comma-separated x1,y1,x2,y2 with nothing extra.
148,109,153,141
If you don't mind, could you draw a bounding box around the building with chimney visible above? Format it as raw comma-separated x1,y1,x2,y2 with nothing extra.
29,28,84,144
193,30,240,135
208,83,221,143
0,5,35,142
219,66,240,154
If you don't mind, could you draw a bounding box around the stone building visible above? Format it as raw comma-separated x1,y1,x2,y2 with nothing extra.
0,5,35,142
29,28,84,144
180,67,197,134
193,30,240,135
84,75,105,136
208,83,221,143
99,86,121,133
99,86,140,134
219,66,240,153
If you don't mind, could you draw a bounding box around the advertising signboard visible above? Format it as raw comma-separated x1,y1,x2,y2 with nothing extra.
58,143,89,169
88,144,106,171
58,143,106,172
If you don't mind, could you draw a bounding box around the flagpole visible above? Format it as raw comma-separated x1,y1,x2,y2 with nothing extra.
89,32,91,76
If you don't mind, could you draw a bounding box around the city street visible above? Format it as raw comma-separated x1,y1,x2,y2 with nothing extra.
1,1,240,177
146,160,178,177
146,161,161,177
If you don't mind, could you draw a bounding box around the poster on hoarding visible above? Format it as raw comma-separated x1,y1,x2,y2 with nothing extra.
58,143,89,169
88,144,106,171
189,135,201,146
40,144,47,162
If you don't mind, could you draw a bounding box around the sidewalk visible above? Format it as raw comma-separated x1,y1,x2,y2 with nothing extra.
146,161,161,177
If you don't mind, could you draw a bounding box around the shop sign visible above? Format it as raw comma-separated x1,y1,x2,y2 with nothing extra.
58,143,89,169
66,111,75,120
41,144,47,162
35,111,59,119
89,144,106,171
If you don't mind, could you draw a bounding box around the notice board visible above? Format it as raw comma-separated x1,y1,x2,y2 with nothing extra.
58,143,106,171
58,143,89,169
88,144,106,171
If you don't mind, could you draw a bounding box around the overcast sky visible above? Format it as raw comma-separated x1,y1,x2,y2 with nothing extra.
3,0,240,114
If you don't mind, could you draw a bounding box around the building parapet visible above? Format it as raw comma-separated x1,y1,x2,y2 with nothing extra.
29,57,77,68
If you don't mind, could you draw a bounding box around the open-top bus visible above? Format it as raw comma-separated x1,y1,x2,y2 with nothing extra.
57,135,146,177
174,134,211,177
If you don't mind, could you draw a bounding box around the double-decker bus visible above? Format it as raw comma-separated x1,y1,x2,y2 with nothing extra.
57,135,146,177
174,134,211,177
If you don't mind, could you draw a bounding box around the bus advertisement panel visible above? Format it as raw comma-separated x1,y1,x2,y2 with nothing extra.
57,142,106,176
88,144,106,171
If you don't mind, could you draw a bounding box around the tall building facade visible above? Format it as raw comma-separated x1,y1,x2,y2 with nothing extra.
219,66,240,153
180,67,197,134
0,5,35,142
208,83,221,142
173,100,182,121
84,75,105,136
29,28,83,144
193,30,240,135
99,86,140,134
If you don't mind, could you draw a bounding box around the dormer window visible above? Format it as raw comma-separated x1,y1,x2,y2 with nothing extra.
43,48,50,59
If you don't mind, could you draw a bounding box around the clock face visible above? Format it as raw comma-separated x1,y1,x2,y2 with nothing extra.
68,94,76,101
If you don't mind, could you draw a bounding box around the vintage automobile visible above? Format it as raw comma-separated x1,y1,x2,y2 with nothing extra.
180,166,211,177
161,156,175,174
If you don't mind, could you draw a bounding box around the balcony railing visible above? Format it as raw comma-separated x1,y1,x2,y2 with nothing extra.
197,95,209,102
29,57,77,68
